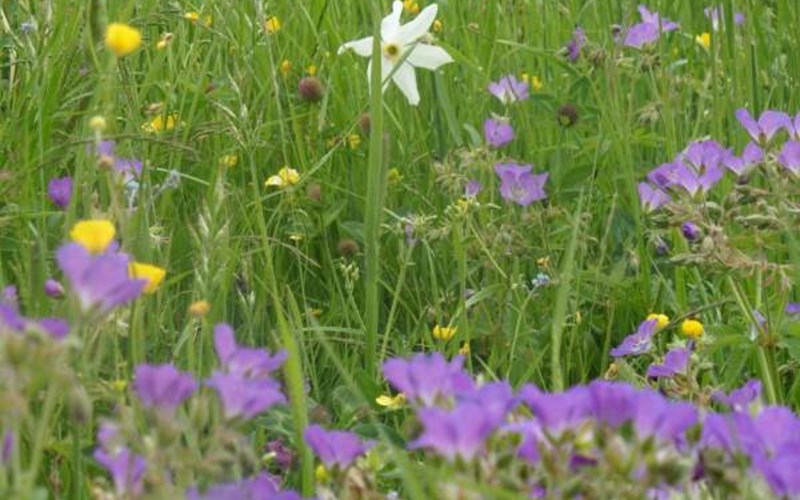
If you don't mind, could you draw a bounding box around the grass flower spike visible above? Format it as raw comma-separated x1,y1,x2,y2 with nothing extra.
105,23,142,57
337,1,454,105
70,220,116,253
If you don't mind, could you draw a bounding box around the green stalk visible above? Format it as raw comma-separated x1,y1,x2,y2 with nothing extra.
550,192,584,391
727,276,780,404
364,4,387,377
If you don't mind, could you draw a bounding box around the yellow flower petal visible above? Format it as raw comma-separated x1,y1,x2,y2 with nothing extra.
129,263,166,294
646,313,670,331
265,167,300,188
375,393,406,409
105,23,142,58
265,16,281,34
681,319,704,339
143,114,179,133
188,300,210,317
432,324,457,341
70,220,116,253
696,32,711,50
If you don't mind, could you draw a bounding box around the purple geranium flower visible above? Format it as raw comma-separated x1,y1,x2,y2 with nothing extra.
638,182,670,212
647,162,678,189
213,323,287,378
494,162,548,206
778,140,800,174
713,379,762,412
44,278,64,298
704,6,745,31
681,222,701,241
93,424,146,498
518,384,590,433
133,363,197,413
610,318,659,357
646,347,691,378
304,425,370,469
789,113,800,140
206,372,286,420
90,140,143,182
588,381,638,428
465,179,483,198
723,142,763,176
786,303,800,315
484,118,514,148
487,75,529,104
566,26,586,62
56,243,146,315
2,431,13,464
382,353,474,406
187,472,302,500
623,6,679,48
410,400,497,461
735,108,791,145
632,390,698,442
47,176,73,209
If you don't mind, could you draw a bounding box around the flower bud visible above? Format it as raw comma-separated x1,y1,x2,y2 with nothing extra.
681,222,701,242
557,104,579,128
44,279,64,299
298,76,325,102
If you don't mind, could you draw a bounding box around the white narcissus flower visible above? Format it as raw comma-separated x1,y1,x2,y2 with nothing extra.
337,1,453,106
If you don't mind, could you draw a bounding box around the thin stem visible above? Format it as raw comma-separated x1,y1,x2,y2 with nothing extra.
364,4,387,377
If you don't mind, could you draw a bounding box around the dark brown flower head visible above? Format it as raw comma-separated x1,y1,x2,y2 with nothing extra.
298,76,325,102
557,104,579,128
337,238,360,259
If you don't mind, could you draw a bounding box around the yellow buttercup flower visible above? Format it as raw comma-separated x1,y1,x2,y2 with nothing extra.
142,114,179,133
433,19,443,33
105,23,142,57
646,313,670,331
70,220,116,253
265,167,300,188
681,319,704,339
521,73,543,92
188,300,211,317
433,324,457,341
375,393,406,409
403,0,420,14
696,32,711,50
265,16,281,34
280,59,292,76
219,154,238,168
459,342,471,356
155,33,173,50
306,64,317,76
129,263,166,294
347,134,362,149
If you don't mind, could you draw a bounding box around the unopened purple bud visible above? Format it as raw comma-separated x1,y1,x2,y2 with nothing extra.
47,177,73,209
681,222,701,242
44,279,64,299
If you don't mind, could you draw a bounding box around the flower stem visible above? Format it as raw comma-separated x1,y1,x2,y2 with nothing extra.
364,6,387,377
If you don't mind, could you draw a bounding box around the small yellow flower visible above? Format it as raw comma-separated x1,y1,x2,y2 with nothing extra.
403,0,420,14
696,32,711,50
219,154,238,168
142,114,179,133
70,220,116,254
306,64,317,76
264,167,300,188
347,134,361,149
184,12,212,26
433,19,443,33
265,16,281,34
105,23,142,57
681,319,705,339
89,115,107,132
536,256,550,267
110,379,128,393
387,167,403,185
156,33,173,50
375,393,406,409
129,263,166,294
188,300,210,317
458,342,471,355
280,59,292,76
433,324,457,341
646,313,670,331
315,464,329,483
521,73,543,92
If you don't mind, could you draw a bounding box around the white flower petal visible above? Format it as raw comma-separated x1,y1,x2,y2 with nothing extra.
391,63,420,106
406,43,453,70
395,4,438,45
338,35,374,57
381,1,404,40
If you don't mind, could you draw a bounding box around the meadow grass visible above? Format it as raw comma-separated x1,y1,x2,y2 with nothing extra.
2,0,800,497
